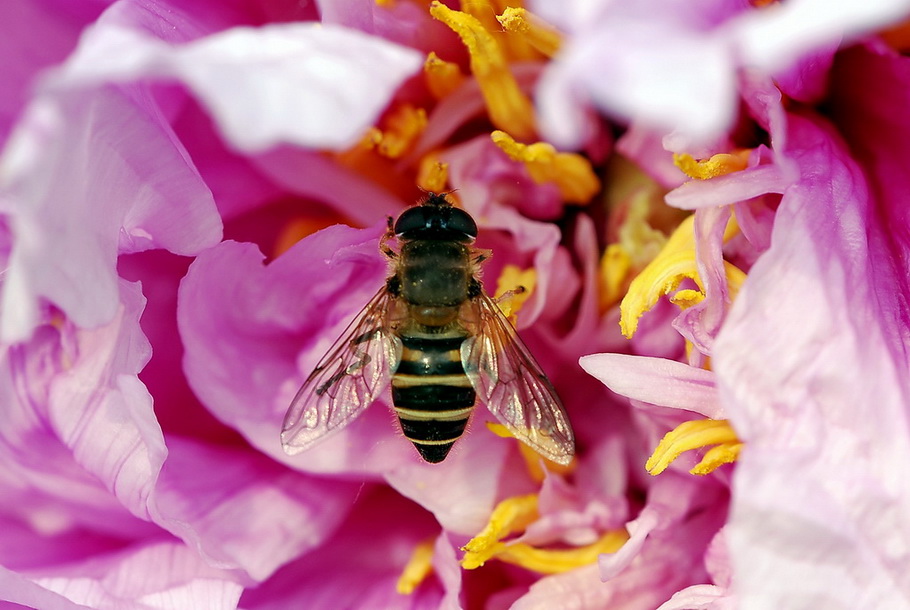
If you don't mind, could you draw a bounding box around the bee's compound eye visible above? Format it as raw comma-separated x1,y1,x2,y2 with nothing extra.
446,208,477,240
393,207,428,236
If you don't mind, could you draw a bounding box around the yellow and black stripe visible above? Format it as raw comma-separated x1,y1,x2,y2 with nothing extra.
391,331,474,463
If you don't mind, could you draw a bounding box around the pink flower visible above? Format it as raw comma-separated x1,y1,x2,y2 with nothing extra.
4,0,910,608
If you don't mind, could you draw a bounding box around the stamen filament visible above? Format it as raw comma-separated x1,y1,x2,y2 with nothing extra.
396,537,436,594
494,530,629,574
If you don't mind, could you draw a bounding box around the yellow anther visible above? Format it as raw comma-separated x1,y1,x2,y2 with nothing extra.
416,154,449,193
496,7,562,57
487,422,575,482
375,0,395,6
424,52,465,99
462,494,539,569
365,104,427,159
396,537,436,594
491,130,600,204
669,288,704,309
691,441,743,475
674,150,750,180
461,0,542,61
645,419,739,476
493,529,629,574
429,2,536,140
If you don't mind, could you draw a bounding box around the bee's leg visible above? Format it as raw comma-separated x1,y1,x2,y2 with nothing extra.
494,285,527,304
472,248,493,268
380,215,397,259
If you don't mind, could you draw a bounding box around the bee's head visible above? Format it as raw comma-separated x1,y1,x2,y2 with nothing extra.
393,193,477,242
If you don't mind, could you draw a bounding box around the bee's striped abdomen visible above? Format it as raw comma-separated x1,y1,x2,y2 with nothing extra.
392,332,475,463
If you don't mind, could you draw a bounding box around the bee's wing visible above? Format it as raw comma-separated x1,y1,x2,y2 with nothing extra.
281,286,403,455
460,293,575,466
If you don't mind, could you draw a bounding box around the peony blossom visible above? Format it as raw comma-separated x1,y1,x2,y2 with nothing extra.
3,0,910,608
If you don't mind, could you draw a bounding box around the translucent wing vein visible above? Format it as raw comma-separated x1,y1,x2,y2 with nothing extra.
281,286,402,455
461,293,575,465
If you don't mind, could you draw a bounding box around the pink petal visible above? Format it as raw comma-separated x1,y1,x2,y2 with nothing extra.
0,0,107,143
580,354,722,418
240,488,445,609
150,437,360,582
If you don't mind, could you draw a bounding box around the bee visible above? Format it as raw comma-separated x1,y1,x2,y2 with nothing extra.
280,193,575,464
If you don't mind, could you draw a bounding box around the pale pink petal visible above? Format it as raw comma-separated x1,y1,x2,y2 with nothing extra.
28,541,243,609
715,113,910,605
42,280,165,522
672,206,733,360
580,354,721,418
656,585,733,610
0,87,221,342
731,0,910,75
47,20,424,151
0,564,91,610
664,163,791,211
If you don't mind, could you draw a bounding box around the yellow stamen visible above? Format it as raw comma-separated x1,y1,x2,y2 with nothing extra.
375,0,395,6
462,494,539,569
674,150,750,180
619,214,743,338
462,493,627,573
364,104,427,159
493,530,629,574
424,52,465,99
461,0,542,61
494,265,535,321
691,441,743,475
416,153,450,193
429,2,536,140
645,419,739,476
396,537,436,594
491,130,600,204
496,7,562,57
487,422,575,481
